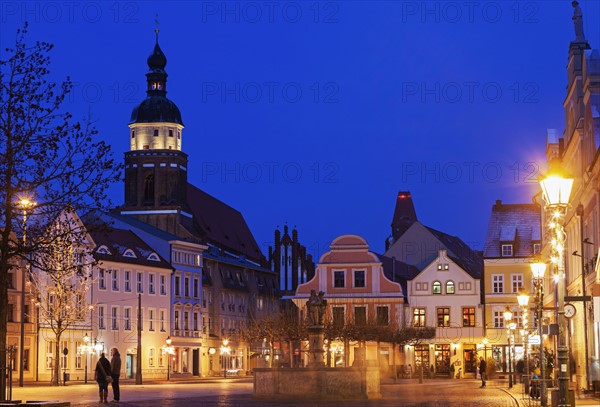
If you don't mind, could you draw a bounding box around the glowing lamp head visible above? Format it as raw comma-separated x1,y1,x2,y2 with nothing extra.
166,336,172,346
503,305,513,322
539,161,573,207
83,333,90,343
530,262,546,279
517,292,530,307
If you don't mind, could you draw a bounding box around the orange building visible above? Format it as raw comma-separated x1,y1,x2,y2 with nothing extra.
292,235,408,373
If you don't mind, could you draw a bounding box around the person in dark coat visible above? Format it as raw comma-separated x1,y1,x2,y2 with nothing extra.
95,352,112,403
479,357,487,388
110,348,122,402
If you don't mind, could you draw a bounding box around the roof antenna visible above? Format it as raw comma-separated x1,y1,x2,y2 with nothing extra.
154,13,160,43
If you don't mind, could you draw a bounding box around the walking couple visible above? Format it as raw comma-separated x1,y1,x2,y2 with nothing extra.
95,348,122,403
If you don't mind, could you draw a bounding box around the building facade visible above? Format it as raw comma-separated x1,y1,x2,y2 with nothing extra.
541,3,600,391
482,200,541,376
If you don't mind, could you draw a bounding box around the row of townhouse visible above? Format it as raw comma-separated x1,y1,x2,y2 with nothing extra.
290,192,486,378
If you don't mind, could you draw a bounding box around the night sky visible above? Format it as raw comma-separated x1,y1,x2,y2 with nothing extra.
1,1,599,260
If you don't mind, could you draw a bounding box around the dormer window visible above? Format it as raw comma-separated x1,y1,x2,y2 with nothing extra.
148,253,160,261
97,245,111,255
533,243,541,255
501,244,513,257
123,249,136,258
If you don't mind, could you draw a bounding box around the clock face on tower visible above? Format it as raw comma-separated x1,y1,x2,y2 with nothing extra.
564,303,576,318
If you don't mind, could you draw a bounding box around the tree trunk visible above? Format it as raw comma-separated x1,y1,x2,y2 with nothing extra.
53,332,62,386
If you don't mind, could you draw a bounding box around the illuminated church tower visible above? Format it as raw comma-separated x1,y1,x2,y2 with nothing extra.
121,29,189,234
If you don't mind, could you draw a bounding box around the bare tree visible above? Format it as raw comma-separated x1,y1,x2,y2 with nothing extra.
0,24,120,395
28,210,95,385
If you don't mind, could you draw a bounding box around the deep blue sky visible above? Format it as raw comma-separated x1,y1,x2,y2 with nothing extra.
2,1,599,260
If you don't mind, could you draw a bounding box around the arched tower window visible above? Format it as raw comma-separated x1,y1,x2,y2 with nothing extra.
144,173,155,203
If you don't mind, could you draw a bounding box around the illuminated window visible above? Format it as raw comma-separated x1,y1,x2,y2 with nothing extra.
446,281,455,294
437,307,450,327
413,308,426,327
462,307,475,327
432,281,441,294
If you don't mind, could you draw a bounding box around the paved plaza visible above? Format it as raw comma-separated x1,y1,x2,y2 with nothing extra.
10,378,599,407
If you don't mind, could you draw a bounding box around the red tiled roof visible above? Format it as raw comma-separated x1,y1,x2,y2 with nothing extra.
186,184,264,264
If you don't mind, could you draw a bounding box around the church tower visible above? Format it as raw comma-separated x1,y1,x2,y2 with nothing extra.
121,29,189,234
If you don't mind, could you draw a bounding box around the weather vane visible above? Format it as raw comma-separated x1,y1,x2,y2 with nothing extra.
155,13,160,41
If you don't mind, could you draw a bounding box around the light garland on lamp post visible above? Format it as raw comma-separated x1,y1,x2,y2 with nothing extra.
161,336,175,381
539,162,573,407
517,291,530,384
503,306,515,389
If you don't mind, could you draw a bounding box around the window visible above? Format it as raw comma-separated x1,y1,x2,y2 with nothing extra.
492,275,504,293
169,129,173,137
333,271,345,288
46,340,54,369
112,270,119,291
99,269,106,290
98,306,106,330
533,243,541,255
174,311,180,330
160,275,167,295
184,311,189,331
501,244,513,257
376,306,389,326
160,309,166,332
414,344,430,368
413,308,426,327
148,273,155,294
432,281,442,294
124,308,132,331
135,272,143,293
149,309,155,331
354,270,365,288
153,129,159,137
111,307,118,330
332,307,345,326
60,341,68,370
193,278,199,298
514,309,523,329
7,304,14,322
511,274,523,293
437,307,450,327
184,276,190,297
149,347,155,367
174,276,180,297
416,282,428,291
193,312,199,331
493,310,504,328
124,271,131,292
446,281,455,294
354,306,367,325
462,307,475,327
131,131,135,139
437,263,449,271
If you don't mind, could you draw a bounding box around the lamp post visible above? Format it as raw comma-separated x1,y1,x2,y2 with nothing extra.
161,336,175,381
517,291,530,390
18,197,35,388
220,339,231,378
503,306,514,388
82,333,91,384
539,163,573,407
531,261,548,406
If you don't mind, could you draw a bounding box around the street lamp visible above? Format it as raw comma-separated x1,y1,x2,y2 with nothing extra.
161,336,175,381
82,333,91,384
503,306,514,388
517,291,530,389
539,163,573,407
532,259,548,405
220,339,231,378
18,196,35,388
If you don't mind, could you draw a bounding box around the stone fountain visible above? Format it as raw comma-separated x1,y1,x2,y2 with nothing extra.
253,290,381,400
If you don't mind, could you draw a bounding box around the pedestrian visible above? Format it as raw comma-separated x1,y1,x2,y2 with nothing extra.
110,348,122,403
479,357,487,388
95,352,112,404
407,363,412,379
